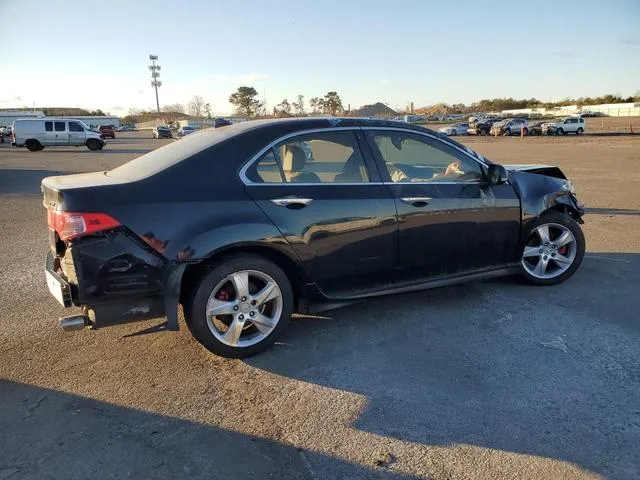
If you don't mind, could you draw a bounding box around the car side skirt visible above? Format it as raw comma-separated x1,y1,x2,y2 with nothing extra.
305,264,521,311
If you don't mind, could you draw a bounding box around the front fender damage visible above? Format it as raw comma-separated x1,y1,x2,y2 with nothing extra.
508,169,585,226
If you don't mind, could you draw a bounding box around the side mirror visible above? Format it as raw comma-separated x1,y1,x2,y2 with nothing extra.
487,164,508,185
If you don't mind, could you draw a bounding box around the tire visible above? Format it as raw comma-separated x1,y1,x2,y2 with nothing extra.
503,128,511,136
576,127,583,135
450,129,457,136
26,139,42,152
86,139,101,151
184,254,294,358
519,211,585,286
556,128,564,136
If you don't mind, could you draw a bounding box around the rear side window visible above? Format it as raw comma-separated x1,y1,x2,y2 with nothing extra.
69,122,84,132
55,121,66,132
45,121,53,132
245,131,369,184
253,150,283,183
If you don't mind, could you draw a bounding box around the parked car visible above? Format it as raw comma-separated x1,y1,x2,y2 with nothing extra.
41,118,585,358
12,118,104,151
178,125,197,137
438,123,468,136
528,121,546,136
490,118,529,136
153,126,172,139
467,117,502,135
98,125,116,139
213,118,232,128
544,117,585,135
117,125,136,132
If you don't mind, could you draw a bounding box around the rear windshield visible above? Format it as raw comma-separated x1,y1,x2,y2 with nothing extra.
107,123,254,180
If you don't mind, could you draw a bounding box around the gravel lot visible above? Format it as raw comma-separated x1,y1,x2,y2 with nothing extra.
1,132,639,480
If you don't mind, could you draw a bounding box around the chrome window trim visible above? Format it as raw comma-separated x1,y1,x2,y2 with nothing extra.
239,125,490,187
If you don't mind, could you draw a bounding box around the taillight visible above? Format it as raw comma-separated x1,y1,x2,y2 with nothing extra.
47,210,121,241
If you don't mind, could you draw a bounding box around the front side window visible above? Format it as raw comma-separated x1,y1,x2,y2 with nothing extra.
45,121,53,132
69,122,84,132
367,131,483,183
54,121,66,132
246,130,369,184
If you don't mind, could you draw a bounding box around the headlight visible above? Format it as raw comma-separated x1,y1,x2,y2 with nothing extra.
564,180,576,194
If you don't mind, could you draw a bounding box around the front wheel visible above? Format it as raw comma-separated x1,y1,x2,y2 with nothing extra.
576,127,583,135
185,255,293,358
503,128,511,136
26,139,42,151
86,139,101,151
520,211,585,286
556,128,564,136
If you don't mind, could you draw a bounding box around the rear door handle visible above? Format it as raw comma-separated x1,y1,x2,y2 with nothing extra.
270,197,313,208
400,196,432,206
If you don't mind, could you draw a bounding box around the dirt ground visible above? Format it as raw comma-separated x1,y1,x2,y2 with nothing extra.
1,133,639,479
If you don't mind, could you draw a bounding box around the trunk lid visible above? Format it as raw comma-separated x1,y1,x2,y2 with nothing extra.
41,172,125,210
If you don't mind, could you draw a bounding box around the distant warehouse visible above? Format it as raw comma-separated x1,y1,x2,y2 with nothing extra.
0,110,120,128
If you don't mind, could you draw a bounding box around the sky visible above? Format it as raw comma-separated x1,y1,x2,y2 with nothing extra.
1,0,639,116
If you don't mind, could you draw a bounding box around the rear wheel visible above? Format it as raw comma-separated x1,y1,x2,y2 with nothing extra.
556,128,564,136
503,128,511,136
86,139,101,151
185,255,293,358
26,139,42,152
576,127,583,135
520,211,585,286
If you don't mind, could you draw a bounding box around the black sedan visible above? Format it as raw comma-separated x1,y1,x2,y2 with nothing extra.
42,118,585,358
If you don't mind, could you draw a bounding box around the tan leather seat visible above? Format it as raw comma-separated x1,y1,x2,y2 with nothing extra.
282,145,321,183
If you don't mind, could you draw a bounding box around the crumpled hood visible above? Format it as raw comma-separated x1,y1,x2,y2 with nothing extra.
504,164,566,179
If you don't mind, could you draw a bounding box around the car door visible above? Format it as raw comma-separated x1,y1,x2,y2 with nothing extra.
52,121,68,145
68,121,86,145
44,120,56,144
242,128,398,296
363,128,521,281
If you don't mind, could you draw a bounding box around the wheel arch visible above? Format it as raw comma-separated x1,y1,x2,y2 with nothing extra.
179,243,308,312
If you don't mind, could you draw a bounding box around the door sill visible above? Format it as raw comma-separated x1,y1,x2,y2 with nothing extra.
321,265,521,301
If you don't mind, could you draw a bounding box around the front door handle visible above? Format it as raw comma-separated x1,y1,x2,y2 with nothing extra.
400,196,432,206
270,197,313,208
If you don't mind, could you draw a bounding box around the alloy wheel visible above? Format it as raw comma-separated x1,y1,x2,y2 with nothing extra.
521,223,577,279
205,270,283,347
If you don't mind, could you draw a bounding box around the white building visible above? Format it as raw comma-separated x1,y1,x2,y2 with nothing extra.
0,110,44,127
0,110,120,128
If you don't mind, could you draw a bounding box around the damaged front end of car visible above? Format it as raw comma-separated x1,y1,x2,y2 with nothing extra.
505,164,585,232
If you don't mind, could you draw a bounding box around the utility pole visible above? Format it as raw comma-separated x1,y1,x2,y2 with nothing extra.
148,55,162,113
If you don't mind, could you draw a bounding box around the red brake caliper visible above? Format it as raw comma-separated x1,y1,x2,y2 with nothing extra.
558,246,568,255
216,289,231,301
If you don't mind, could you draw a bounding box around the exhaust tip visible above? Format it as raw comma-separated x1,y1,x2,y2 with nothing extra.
59,314,89,331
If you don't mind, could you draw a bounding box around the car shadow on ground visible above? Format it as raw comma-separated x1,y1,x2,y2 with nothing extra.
97,148,153,154
586,207,640,216
0,169,79,195
248,252,640,479
0,380,409,479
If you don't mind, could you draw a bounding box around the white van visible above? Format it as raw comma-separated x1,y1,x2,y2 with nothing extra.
12,118,105,151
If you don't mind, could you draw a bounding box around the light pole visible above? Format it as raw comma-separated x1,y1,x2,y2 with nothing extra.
149,55,161,113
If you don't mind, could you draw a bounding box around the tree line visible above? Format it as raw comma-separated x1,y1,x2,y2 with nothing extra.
228,87,344,117
418,94,640,115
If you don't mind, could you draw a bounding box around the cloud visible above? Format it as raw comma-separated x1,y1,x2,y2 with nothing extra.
239,73,268,85
136,89,144,95
111,106,123,111
13,96,22,101
381,79,389,84
620,37,640,45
